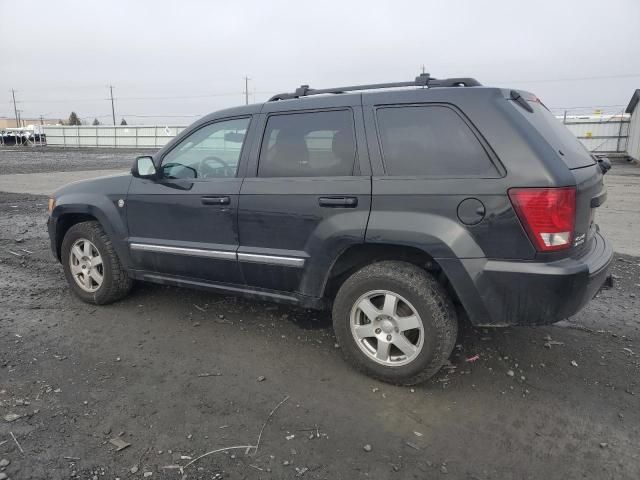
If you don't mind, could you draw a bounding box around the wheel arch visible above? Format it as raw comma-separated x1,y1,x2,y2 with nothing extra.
321,243,495,326
54,211,98,260
51,201,130,268
322,243,456,301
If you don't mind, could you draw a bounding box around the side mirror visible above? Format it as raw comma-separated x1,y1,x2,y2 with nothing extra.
132,156,157,179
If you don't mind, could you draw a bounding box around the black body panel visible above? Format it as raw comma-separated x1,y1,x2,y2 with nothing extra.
47,84,612,327
449,229,612,326
237,101,372,295
238,176,371,293
126,176,243,284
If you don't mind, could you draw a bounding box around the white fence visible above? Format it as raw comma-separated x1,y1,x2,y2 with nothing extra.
561,115,630,154
38,115,631,154
42,125,186,148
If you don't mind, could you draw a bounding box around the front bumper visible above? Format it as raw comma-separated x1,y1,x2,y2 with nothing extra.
47,216,59,260
447,230,613,326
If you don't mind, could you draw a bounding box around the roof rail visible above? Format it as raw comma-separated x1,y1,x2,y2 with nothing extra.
268,73,481,101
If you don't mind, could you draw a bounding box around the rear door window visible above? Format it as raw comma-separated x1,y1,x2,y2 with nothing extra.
376,105,498,177
258,110,356,177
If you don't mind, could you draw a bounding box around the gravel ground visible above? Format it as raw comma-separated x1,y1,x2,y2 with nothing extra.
0,149,639,480
0,147,152,174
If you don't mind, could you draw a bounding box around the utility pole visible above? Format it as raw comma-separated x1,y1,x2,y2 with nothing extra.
244,76,250,105
11,89,19,128
109,85,116,126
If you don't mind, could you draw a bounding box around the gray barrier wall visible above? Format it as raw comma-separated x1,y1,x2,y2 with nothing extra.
42,125,186,148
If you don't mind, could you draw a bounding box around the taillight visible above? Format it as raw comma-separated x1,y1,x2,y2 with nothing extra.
508,187,576,252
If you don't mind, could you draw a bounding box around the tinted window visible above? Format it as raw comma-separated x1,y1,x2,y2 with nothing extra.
259,110,356,177
161,117,250,179
376,106,497,177
522,101,595,169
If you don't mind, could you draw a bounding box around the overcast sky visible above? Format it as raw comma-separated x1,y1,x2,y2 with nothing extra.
1,0,639,124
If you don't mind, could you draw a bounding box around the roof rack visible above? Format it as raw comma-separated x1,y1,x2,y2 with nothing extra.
268,73,482,101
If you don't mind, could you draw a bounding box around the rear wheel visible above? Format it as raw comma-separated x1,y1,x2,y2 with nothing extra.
332,261,457,385
61,221,132,304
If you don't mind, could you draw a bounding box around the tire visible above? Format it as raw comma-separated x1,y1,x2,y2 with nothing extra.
332,261,458,385
61,221,132,305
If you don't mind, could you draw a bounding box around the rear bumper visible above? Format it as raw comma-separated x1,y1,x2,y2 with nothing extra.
443,229,613,326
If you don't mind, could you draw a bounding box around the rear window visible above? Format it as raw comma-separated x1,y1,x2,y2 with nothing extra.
376,105,498,177
520,100,595,169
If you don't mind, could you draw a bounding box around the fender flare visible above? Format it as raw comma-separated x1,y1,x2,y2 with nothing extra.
51,196,131,268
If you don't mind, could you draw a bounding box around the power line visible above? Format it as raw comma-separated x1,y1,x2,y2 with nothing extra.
5,71,638,123
118,92,253,100
120,113,201,118
491,73,640,84
0,97,108,104
3,72,640,106
548,103,626,110
0,91,271,104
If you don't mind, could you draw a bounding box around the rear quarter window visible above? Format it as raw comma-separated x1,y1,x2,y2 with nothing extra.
522,101,596,169
376,105,498,177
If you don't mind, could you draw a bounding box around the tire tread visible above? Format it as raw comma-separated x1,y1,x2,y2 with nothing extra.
332,261,457,385
62,221,132,305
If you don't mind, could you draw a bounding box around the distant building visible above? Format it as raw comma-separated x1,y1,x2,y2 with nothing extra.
626,90,640,161
0,117,60,128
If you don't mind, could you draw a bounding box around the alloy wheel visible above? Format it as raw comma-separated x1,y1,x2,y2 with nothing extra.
69,238,104,293
349,290,425,366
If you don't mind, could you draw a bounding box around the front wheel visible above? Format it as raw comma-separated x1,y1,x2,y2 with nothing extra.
61,221,132,304
332,261,458,385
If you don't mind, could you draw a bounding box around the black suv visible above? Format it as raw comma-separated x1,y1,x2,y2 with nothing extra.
47,74,613,385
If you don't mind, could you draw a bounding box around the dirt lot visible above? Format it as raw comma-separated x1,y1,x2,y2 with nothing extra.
0,148,144,175
0,148,639,480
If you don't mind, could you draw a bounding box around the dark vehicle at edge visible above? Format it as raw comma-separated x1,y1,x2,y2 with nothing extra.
47,73,613,385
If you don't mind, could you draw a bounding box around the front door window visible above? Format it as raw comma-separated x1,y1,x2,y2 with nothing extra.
161,117,250,179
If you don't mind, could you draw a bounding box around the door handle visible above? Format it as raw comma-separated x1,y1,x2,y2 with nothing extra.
318,196,358,208
201,196,230,206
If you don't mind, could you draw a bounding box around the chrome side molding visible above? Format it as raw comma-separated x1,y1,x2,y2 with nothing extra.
130,243,236,261
130,242,305,267
237,252,305,268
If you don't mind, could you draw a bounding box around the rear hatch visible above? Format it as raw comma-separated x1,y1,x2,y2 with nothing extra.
510,92,606,254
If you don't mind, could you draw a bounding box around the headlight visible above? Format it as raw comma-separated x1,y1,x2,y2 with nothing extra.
48,198,56,215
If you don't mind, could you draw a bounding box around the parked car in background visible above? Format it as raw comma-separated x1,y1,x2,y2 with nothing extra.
0,127,45,146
